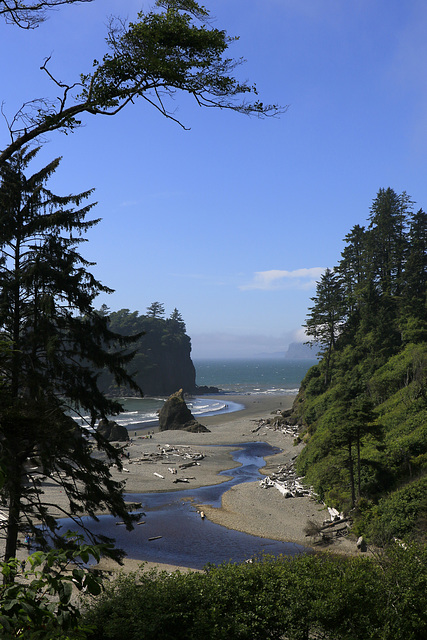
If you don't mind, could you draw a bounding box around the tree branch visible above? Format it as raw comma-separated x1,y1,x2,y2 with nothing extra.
1,2,286,167
0,1,94,29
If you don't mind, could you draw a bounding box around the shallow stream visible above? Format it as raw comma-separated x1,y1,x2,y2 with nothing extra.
61,442,307,569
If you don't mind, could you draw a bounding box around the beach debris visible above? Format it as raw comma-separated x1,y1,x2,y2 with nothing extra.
131,445,205,465
148,536,162,541
125,502,143,511
327,506,341,521
251,419,266,433
259,459,315,499
304,517,351,543
153,472,164,479
252,414,301,437
179,461,200,470
168,467,178,474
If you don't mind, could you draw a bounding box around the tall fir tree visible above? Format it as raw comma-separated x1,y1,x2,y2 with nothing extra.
0,148,140,566
367,188,411,297
304,268,344,385
337,224,367,318
402,207,427,338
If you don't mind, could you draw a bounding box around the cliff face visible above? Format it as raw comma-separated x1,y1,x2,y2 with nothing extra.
130,332,196,396
100,308,196,397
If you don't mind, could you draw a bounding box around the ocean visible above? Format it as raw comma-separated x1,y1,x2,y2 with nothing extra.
103,358,317,430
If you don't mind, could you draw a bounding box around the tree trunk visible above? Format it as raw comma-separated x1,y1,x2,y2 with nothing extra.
348,439,356,507
3,462,23,583
356,426,361,500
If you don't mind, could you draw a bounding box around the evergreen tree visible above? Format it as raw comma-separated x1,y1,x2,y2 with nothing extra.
304,268,344,385
402,208,427,335
146,302,166,319
0,148,140,566
168,308,186,333
337,224,367,318
367,188,411,297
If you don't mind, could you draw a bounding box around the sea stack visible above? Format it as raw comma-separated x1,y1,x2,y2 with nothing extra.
158,389,210,432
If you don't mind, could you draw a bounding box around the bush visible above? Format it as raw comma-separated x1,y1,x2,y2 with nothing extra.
361,475,427,545
82,547,427,640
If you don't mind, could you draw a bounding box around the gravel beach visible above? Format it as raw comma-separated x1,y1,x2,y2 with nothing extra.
18,394,358,574
93,394,358,572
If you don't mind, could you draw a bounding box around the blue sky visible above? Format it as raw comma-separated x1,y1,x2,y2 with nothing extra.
2,0,427,358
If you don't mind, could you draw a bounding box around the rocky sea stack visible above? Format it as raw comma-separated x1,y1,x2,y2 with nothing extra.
158,389,210,433
97,418,129,442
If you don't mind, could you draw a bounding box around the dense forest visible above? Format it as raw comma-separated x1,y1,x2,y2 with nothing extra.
98,303,197,397
290,187,427,544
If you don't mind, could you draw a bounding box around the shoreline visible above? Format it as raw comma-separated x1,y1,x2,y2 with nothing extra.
95,394,359,574
32,394,359,575
124,392,292,433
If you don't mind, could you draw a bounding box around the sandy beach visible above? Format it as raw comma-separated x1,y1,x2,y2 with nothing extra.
92,394,358,573
31,394,358,574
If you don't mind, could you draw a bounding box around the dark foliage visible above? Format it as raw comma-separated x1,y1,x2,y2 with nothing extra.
82,545,427,640
99,306,196,396
294,188,426,542
0,148,140,565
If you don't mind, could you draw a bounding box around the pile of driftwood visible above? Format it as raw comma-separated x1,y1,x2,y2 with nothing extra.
259,460,315,499
304,512,351,543
128,445,205,483
259,459,352,544
131,444,204,465
251,417,300,438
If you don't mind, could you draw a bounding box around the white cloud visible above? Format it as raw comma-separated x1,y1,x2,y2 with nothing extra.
240,267,325,291
293,326,309,343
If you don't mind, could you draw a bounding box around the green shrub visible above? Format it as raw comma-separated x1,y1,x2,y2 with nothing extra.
360,475,427,544
82,548,427,640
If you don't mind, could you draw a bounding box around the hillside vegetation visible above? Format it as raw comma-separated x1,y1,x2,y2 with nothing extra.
290,188,427,544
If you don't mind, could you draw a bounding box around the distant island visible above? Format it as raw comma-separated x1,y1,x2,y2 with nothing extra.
284,342,318,360
257,342,318,360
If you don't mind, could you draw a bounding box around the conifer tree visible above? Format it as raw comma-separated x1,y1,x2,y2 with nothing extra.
403,208,427,331
146,302,166,319
337,224,367,318
304,268,344,385
0,148,140,565
367,188,411,297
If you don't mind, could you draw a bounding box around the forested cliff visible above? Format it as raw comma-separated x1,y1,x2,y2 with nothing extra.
98,303,196,396
290,188,427,544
